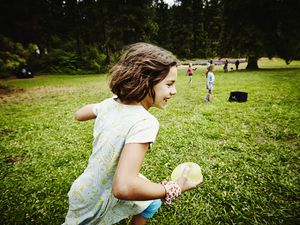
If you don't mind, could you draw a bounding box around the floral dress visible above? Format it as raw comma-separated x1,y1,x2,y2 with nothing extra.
63,97,159,225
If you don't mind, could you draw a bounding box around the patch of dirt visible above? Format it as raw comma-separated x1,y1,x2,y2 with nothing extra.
286,139,299,150
5,155,25,164
0,128,14,136
0,85,80,103
255,136,265,143
0,84,24,99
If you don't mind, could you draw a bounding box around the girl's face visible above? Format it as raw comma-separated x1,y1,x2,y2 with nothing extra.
141,66,177,110
153,66,177,109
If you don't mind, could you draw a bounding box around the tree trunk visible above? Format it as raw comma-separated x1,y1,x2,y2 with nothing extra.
246,56,259,70
105,46,111,65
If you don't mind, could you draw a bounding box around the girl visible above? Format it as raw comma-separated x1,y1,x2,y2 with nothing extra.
186,63,197,86
205,64,215,102
63,43,203,225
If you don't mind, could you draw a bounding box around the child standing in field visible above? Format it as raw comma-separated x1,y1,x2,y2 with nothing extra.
205,64,215,102
223,60,228,73
63,43,203,225
186,63,197,86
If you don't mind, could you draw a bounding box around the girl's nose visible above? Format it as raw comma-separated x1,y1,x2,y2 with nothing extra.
171,86,176,95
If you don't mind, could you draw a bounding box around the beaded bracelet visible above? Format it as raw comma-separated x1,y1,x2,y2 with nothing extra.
160,181,181,205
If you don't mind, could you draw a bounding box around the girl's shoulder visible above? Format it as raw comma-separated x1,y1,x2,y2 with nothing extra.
95,97,114,107
92,97,115,115
102,97,157,120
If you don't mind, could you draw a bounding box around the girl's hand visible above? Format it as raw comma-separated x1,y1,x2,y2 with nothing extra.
175,167,203,193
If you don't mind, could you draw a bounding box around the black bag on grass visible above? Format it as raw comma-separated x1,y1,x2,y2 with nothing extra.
229,91,248,102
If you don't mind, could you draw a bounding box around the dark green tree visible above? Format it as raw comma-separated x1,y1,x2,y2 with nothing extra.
203,0,222,58
220,0,300,69
160,0,220,59
92,0,157,64
153,0,172,50
0,0,50,48
169,0,194,58
191,0,207,58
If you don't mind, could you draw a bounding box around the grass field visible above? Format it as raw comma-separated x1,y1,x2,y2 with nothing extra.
0,58,299,224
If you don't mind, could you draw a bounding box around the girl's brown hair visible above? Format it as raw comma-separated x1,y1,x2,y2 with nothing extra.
109,42,178,103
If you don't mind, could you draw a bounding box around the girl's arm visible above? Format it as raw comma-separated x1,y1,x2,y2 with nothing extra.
113,143,165,200
74,104,97,121
112,143,201,200
207,73,211,84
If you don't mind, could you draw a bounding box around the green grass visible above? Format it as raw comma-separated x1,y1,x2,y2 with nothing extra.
1,58,299,224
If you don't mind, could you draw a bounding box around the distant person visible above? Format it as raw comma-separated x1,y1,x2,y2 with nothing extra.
21,67,27,77
25,65,33,78
186,63,197,86
235,60,240,70
18,65,33,78
206,60,213,68
63,43,202,225
223,60,228,73
205,64,215,102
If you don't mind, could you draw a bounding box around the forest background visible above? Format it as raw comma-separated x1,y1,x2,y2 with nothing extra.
1,0,300,77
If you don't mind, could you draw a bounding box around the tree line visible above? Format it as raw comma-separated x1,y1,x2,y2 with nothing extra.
0,0,299,75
